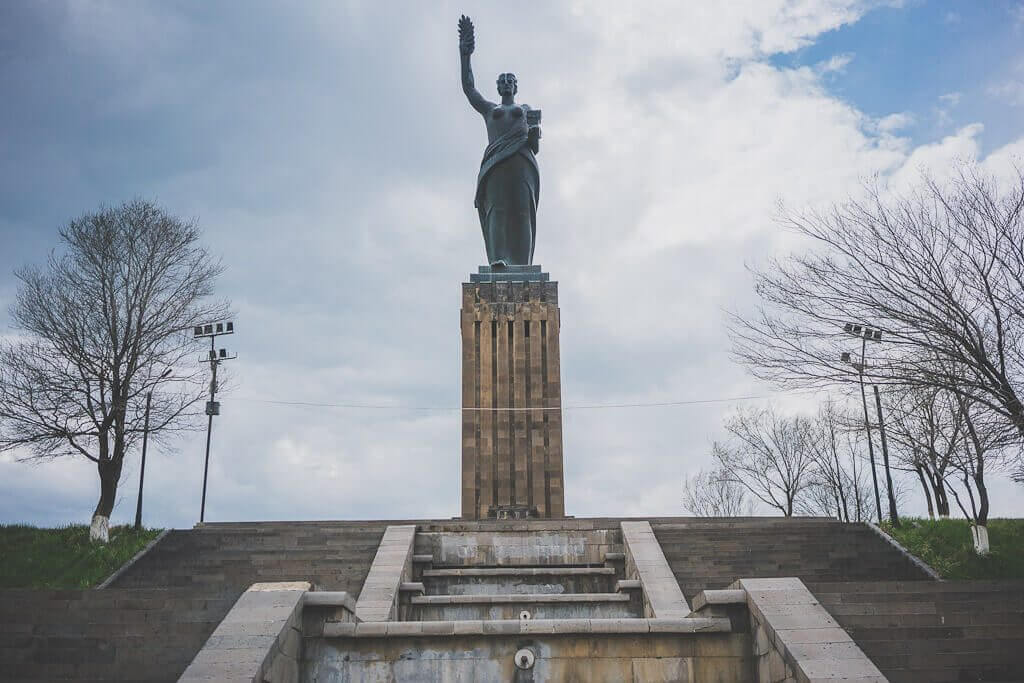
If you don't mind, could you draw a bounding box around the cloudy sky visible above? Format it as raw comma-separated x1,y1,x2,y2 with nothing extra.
2,1,1023,529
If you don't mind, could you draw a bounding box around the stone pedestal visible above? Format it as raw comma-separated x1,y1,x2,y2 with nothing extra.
461,265,565,519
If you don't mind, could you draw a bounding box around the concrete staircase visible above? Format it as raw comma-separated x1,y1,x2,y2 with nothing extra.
4,517,1005,681
652,518,933,601
0,588,234,682
111,522,389,594
402,526,643,621
810,580,1024,683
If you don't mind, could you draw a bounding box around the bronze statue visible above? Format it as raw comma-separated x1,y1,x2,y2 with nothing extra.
459,15,541,268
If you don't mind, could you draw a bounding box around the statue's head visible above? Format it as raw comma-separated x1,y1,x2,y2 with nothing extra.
497,73,518,97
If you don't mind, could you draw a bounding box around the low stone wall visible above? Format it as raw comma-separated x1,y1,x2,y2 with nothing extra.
303,631,753,682
179,581,309,683
621,520,691,618
734,578,887,683
354,525,416,622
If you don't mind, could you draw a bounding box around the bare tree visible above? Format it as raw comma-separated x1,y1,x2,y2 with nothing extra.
798,398,872,522
729,164,1024,439
0,200,228,541
682,467,755,517
883,385,960,518
712,406,816,516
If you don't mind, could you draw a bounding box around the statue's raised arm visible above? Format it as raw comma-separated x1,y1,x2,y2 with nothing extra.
459,15,492,115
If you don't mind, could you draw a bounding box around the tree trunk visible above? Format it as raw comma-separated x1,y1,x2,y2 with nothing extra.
915,465,935,519
931,473,950,517
974,470,989,526
91,457,123,543
833,452,849,522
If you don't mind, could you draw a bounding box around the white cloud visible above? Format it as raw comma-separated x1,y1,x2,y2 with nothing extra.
877,112,914,133
816,53,854,74
939,91,962,106
988,80,1024,107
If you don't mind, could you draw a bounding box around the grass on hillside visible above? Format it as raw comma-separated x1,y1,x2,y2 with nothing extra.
0,524,163,589
882,517,1024,580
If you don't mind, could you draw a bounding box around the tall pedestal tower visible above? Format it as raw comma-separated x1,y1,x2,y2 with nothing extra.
460,265,565,519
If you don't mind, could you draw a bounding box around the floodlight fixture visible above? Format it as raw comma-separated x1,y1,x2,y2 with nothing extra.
841,352,851,363
193,320,235,339
873,329,883,341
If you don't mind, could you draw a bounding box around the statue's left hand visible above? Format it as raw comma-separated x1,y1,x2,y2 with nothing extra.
458,15,475,55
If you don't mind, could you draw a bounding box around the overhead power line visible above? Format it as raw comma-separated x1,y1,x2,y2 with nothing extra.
232,393,795,412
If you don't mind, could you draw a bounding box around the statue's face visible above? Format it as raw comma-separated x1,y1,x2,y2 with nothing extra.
497,73,518,97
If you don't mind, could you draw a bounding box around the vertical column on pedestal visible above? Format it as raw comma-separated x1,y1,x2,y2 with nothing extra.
527,293,547,517
544,300,565,517
495,284,511,508
460,268,565,519
460,288,478,520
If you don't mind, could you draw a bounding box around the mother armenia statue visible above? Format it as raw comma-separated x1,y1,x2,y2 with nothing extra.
459,15,541,268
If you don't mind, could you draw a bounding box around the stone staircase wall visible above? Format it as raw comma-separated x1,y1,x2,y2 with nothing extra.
110,522,389,594
810,580,1024,683
652,518,934,601
0,588,235,682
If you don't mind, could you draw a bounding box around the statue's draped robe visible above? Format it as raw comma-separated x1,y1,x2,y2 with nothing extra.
475,126,540,266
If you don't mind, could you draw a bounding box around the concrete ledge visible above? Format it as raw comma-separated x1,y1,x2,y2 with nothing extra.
621,520,691,618
865,522,943,581
179,581,309,683
615,579,642,591
321,616,732,638
354,525,417,622
97,528,171,589
733,577,888,683
411,592,631,604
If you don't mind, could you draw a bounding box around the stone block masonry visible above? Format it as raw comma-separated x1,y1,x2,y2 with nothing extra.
354,525,417,622
179,581,309,683
621,520,692,619
461,266,565,519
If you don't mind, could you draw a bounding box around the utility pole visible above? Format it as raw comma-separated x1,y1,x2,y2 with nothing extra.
842,324,882,524
134,367,171,531
134,391,152,530
842,322,901,527
194,321,236,524
873,384,900,528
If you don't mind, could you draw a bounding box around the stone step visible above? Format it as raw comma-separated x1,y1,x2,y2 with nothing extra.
418,565,621,596
408,592,639,621
421,566,617,577
411,592,631,605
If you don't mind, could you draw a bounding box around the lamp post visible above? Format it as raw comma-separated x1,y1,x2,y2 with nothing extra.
134,368,172,530
841,323,899,527
194,321,236,523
